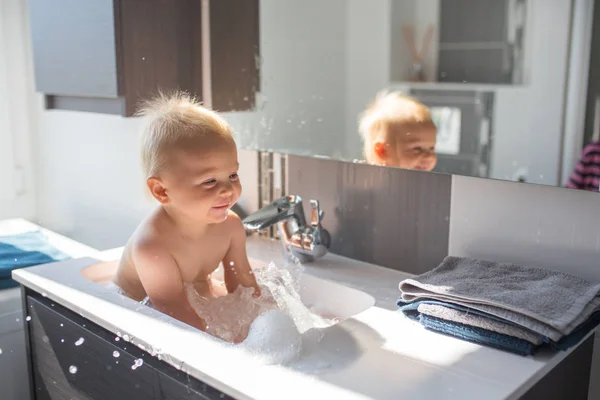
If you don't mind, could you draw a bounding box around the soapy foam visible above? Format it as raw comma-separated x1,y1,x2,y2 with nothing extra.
241,310,302,364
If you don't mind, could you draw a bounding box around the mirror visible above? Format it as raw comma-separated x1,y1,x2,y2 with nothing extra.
222,0,598,192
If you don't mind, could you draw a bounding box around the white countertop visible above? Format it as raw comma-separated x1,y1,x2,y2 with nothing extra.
11,235,593,400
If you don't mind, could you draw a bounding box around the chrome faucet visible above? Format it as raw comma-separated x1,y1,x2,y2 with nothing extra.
242,195,331,263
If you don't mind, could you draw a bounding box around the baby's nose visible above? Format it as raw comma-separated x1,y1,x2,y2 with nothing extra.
219,182,234,195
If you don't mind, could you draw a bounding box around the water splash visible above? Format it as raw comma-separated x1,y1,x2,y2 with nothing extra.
186,260,338,365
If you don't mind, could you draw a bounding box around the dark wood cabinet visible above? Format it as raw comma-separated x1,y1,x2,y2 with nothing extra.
28,0,259,117
25,291,234,399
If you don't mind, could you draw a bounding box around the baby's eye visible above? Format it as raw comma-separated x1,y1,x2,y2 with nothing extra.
229,173,239,182
202,179,217,187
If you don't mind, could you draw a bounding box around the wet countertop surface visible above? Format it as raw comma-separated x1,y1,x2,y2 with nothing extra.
12,231,594,400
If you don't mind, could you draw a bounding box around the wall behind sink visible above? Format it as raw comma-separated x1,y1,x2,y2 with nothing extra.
287,155,452,274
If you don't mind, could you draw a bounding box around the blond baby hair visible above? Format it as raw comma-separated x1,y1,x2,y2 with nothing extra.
358,91,433,163
136,91,234,179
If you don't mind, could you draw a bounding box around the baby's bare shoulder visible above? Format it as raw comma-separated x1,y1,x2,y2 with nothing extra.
223,210,245,236
130,213,171,261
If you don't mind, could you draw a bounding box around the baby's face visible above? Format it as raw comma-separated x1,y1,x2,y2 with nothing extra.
162,138,242,224
389,123,437,171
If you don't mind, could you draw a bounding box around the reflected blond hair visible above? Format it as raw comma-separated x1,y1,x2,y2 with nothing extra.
358,91,433,163
136,91,234,179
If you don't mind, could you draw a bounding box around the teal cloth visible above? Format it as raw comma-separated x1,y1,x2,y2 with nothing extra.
0,230,70,288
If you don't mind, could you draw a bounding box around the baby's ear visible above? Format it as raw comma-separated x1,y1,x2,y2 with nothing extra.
147,177,169,204
373,141,387,162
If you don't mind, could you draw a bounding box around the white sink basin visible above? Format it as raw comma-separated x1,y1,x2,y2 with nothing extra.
81,257,376,326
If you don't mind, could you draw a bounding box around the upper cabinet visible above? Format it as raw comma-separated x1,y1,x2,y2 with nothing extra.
28,0,260,116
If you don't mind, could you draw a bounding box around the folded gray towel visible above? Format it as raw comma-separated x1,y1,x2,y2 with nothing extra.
417,303,544,345
399,257,600,341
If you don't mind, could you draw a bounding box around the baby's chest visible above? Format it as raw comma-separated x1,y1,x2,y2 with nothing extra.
174,240,229,280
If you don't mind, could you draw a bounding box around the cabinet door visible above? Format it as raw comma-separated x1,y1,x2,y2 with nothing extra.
116,0,204,117
116,0,260,116
27,293,232,400
28,0,119,98
210,0,260,112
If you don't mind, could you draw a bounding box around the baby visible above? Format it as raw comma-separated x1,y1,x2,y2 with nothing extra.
359,91,437,171
113,92,261,333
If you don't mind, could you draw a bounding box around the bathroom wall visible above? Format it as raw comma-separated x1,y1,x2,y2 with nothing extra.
0,0,37,221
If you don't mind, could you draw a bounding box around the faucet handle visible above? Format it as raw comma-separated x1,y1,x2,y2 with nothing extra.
310,199,324,227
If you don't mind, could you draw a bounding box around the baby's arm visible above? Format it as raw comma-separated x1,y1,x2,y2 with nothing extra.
222,214,261,297
133,241,207,331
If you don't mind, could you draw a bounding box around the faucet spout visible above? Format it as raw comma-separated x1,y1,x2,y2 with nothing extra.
242,195,330,263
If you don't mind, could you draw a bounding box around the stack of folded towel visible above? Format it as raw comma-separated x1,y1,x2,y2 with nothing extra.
397,256,600,356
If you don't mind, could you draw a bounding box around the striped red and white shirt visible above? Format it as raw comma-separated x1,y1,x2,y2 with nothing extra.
567,141,600,192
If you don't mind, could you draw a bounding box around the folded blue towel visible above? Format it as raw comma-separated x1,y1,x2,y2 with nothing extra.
419,313,536,356
398,298,600,353
0,230,70,289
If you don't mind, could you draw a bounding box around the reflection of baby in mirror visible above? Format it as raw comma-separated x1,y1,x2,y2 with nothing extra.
113,92,261,334
359,91,437,171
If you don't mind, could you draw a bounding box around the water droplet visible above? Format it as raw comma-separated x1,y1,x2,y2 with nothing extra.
15,318,19,323
229,261,235,266
42,292,47,297
113,351,120,358
25,316,31,322
131,358,143,370
138,344,146,351
75,337,85,346
60,339,64,343
69,366,77,374
220,394,225,398
0,348,2,355
60,323,63,327
123,334,130,342
114,337,120,342
42,336,49,343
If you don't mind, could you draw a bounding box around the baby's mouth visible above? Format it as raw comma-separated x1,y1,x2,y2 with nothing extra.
212,203,231,210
